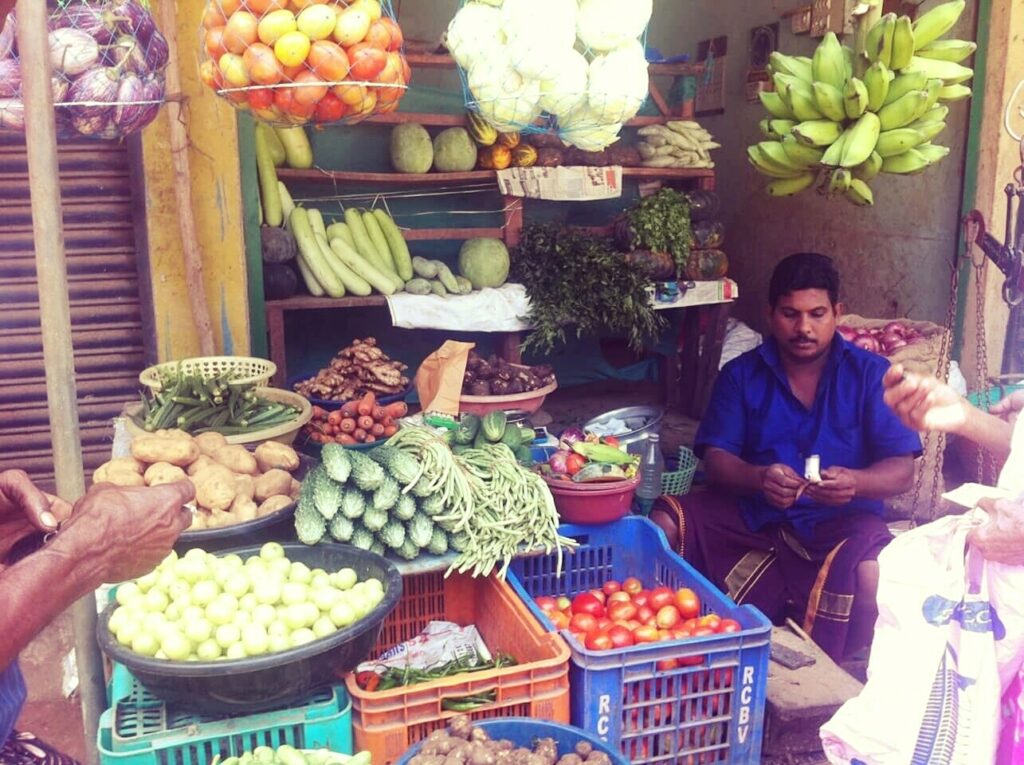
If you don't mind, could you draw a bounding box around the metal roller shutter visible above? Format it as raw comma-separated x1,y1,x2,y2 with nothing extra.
0,132,152,491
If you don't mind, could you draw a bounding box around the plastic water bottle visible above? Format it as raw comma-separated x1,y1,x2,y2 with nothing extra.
634,433,665,516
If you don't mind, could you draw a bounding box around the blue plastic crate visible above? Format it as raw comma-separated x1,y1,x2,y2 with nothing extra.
98,664,353,765
507,517,772,765
396,719,628,765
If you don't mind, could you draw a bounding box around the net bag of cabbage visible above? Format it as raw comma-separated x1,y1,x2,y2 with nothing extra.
197,0,411,127
0,1,169,139
444,0,653,152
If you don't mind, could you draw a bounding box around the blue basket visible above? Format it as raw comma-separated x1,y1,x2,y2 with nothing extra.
98,664,353,765
395,719,628,765
507,517,771,765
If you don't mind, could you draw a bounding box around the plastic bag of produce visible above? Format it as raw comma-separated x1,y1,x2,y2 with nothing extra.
821,511,1024,765
0,1,168,139
198,0,410,127
444,0,653,151
415,340,474,417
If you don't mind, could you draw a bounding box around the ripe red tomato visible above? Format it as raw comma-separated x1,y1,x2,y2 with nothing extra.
535,596,558,613
655,604,681,629
656,658,679,671
556,596,572,611
632,625,660,644
718,618,742,634
623,577,643,595
649,586,675,611
698,614,722,632
571,592,606,618
675,587,701,620
589,589,607,605
607,624,634,648
602,580,622,596
566,453,587,476
569,612,598,634
607,591,632,606
607,602,637,623
679,652,705,667
549,611,570,630
635,605,655,624
693,625,716,637
602,435,620,447
595,617,611,632
682,618,700,632
631,591,650,608
313,92,346,122
584,630,613,651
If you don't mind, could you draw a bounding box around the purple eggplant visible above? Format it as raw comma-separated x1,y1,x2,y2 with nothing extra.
67,65,120,120
109,0,154,43
51,74,69,104
49,4,117,45
72,112,111,136
113,72,145,132
0,13,14,60
0,98,25,131
49,28,100,76
0,59,21,98
143,29,168,73
107,33,148,74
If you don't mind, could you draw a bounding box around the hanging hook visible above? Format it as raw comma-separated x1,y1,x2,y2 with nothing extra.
1005,79,1024,142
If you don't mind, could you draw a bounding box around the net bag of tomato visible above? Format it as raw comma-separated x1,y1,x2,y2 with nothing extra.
198,0,410,126
507,516,772,765
0,0,169,138
444,0,651,152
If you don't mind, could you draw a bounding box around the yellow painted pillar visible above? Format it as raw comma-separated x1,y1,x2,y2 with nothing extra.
140,0,250,359
961,0,1024,386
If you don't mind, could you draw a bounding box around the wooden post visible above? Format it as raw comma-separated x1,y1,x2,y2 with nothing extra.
14,0,103,760
156,0,217,355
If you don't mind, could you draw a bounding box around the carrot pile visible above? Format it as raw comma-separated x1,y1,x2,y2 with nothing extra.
303,392,408,446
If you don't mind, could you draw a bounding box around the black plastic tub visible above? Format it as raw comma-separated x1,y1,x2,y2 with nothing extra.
96,543,402,715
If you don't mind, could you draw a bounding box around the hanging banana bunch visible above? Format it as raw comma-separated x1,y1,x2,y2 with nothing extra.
749,0,974,206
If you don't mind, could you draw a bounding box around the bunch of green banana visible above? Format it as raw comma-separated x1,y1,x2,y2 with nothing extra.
750,0,974,206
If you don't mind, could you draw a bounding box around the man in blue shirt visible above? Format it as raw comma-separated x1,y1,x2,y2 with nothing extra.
651,252,921,661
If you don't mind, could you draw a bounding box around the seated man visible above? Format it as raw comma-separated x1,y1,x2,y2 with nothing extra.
651,252,921,661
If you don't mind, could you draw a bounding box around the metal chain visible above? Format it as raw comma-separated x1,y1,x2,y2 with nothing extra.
973,252,1000,483
910,248,959,526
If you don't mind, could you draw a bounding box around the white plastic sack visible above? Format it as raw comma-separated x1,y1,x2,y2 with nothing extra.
718,319,762,369
820,512,1024,765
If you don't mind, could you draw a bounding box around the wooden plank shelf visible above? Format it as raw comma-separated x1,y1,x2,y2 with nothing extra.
278,166,715,185
266,295,388,310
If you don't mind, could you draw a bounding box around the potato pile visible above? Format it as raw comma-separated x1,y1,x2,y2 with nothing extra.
93,430,303,531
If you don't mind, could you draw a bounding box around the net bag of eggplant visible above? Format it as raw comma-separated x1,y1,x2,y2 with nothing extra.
0,1,169,138
444,0,652,152
197,0,410,127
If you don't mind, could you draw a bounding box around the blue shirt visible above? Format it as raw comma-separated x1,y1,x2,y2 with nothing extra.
695,335,922,537
0,661,26,746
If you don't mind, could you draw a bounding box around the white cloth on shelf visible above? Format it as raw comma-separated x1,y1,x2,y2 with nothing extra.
385,283,533,332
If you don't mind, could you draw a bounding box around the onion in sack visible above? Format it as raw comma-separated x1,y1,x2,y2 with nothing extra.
50,4,117,46
0,13,14,60
853,333,881,354
0,59,21,98
49,28,100,76
837,326,858,342
0,98,25,131
68,66,120,121
880,333,907,353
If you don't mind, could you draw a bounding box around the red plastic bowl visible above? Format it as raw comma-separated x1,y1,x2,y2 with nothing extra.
542,475,640,524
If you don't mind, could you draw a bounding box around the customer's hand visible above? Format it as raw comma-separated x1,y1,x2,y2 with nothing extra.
967,495,1024,566
990,390,1024,428
805,466,857,506
53,480,195,583
762,464,805,509
0,469,72,563
882,364,969,434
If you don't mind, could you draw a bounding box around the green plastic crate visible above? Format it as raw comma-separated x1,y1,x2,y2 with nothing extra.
661,446,698,496
98,664,353,765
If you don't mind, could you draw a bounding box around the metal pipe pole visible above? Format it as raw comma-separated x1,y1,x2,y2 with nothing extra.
15,1,104,761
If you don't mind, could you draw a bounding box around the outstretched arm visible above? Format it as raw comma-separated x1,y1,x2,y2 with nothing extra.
704,448,806,509
0,480,194,669
882,365,1012,460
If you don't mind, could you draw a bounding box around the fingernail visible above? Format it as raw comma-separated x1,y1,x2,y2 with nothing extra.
41,511,57,529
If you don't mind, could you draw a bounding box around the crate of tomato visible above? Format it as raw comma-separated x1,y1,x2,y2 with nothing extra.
507,516,771,765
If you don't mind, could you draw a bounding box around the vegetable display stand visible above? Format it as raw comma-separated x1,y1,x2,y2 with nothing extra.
344,570,571,765
507,517,771,765
98,663,353,765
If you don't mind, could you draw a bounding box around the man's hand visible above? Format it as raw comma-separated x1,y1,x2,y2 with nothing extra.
54,480,195,584
0,469,72,563
805,466,857,506
882,364,968,435
761,463,805,509
967,496,1024,566
990,390,1024,428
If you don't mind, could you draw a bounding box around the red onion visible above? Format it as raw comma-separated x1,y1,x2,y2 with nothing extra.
0,59,21,98
548,450,570,475
853,334,881,353
883,321,907,337
837,326,858,342
560,427,586,445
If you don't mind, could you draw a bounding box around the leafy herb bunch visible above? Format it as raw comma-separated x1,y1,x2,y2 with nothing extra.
625,188,692,277
512,223,665,355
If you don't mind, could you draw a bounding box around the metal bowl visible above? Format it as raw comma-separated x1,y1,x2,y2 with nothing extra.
583,405,665,455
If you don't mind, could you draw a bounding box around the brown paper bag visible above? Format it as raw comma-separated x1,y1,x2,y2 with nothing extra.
415,341,475,415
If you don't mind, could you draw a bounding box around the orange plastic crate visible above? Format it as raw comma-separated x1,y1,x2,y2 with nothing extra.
344,571,571,765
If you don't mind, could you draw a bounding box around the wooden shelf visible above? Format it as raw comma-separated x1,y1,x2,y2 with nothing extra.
278,166,715,185
401,49,705,78
266,295,388,310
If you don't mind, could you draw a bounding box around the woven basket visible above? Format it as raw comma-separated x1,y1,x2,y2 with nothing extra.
139,356,277,393
661,446,698,496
